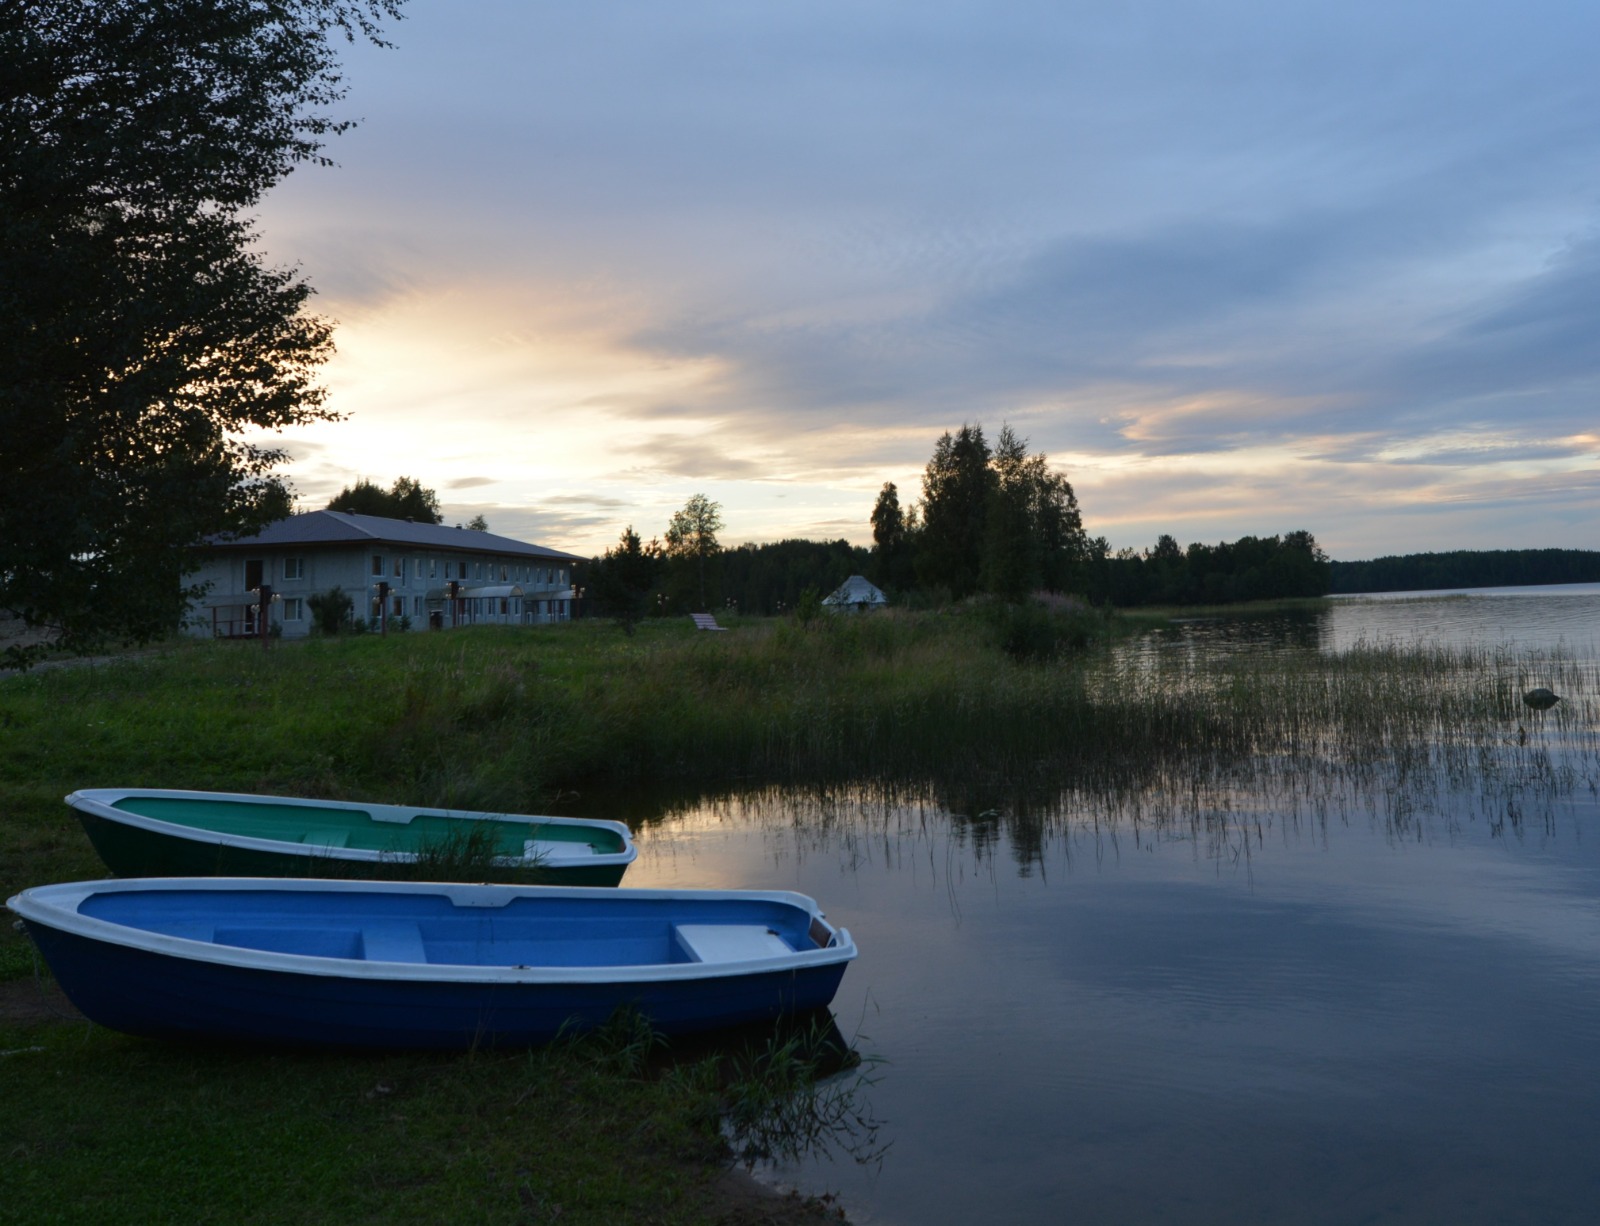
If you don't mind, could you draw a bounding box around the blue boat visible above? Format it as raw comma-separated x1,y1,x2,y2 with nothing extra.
7,878,857,1049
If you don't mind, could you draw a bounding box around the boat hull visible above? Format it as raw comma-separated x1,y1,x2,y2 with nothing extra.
24,923,847,1048
9,879,855,1049
69,789,636,887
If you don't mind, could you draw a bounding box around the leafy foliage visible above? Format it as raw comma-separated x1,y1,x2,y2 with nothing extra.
870,481,914,590
663,493,724,611
326,476,443,523
588,525,659,632
916,423,994,599
306,587,354,635
0,0,403,664
1087,530,1331,605
914,422,1087,602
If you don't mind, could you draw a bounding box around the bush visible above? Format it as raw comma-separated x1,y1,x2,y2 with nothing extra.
306,587,354,636
990,595,1098,662
794,586,822,627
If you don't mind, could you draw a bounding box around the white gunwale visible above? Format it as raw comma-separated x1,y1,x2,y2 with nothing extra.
7,877,855,986
66,787,638,870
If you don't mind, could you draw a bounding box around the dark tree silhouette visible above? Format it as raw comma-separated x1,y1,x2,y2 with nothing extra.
665,493,724,611
0,0,404,664
917,424,993,599
326,477,442,523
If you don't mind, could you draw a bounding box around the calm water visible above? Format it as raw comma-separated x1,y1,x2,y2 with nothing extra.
621,586,1600,1225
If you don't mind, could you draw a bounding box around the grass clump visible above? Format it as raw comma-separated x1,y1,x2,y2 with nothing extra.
0,1008,870,1225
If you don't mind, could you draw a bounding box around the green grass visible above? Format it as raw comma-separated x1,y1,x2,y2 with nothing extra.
0,1008,873,1225
2,607,1595,1222
2,610,1594,888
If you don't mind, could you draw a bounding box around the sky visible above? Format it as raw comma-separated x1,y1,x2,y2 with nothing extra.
253,0,1600,561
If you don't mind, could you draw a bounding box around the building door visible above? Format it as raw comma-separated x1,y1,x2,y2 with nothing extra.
244,559,264,590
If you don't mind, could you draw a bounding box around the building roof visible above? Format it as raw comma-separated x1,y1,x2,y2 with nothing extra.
822,575,888,605
201,511,583,562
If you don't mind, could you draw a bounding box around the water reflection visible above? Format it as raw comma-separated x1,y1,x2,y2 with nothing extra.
580,591,1600,1224
642,1007,889,1173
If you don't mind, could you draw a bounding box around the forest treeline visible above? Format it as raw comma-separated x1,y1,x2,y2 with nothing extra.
582,424,1331,616
1084,532,1331,606
1328,549,1600,594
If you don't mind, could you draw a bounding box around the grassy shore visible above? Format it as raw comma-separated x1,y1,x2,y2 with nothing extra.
3,604,1594,1222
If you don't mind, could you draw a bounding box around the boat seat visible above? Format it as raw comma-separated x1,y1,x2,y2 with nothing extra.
672,924,792,963
361,923,427,964
300,828,350,848
524,837,583,861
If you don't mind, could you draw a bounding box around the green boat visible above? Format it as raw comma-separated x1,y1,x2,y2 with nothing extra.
68,788,637,886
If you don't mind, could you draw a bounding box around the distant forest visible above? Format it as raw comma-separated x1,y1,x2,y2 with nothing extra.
1329,549,1600,594
583,425,1336,616
1084,532,1331,607
573,431,1596,616
719,539,872,615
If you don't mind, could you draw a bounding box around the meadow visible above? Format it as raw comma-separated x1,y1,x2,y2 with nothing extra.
3,606,1595,1223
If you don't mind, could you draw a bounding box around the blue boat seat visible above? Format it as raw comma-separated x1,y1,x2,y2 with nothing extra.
361,923,427,964
300,828,350,848
672,924,793,963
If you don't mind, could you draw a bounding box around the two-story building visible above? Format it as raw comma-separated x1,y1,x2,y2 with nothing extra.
185,510,585,639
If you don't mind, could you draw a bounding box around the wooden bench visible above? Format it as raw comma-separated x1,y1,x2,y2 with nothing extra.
689,613,728,631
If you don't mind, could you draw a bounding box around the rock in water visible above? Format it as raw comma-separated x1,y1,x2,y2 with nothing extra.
1523,687,1561,711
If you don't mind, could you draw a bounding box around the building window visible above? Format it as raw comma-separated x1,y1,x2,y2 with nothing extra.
500,563,508,581
392,595,404,617
282,598,303,620
283,557,304,581
458,561,468,580
371,555,383,576
393,556,403,578
429,558,437,580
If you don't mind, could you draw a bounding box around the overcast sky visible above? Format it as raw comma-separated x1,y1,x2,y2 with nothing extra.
253,0,1600,560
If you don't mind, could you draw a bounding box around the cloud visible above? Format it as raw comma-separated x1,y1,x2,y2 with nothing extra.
1387,234,1600,400
538,493,639,511
610,433,780,483
250,0,1600,558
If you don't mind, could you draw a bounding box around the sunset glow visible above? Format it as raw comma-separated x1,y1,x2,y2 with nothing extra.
253,1,1600,559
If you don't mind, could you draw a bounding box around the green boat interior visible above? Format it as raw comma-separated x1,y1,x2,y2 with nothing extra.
110,796,624,857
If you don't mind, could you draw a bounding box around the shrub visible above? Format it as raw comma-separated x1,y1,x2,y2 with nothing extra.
306,587,354,636
991,595,1097,662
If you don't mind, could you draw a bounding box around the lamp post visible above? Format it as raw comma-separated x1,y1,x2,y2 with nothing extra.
446,579,460,628
252,585,276,650
375,581,389,636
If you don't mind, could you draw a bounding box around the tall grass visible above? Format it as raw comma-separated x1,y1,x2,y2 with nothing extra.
2,610,1593,891
3,608,1592,1222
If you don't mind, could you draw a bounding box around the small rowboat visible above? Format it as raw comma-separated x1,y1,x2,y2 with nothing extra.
68,788,636,886
7,878,857,1049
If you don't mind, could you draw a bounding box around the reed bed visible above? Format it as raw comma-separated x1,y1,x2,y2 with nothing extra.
1,610,1592,890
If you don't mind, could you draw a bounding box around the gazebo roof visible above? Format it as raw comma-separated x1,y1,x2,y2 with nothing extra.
822,575,888,605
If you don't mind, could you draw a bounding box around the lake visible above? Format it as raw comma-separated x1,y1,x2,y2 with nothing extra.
621,585,1600,1225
